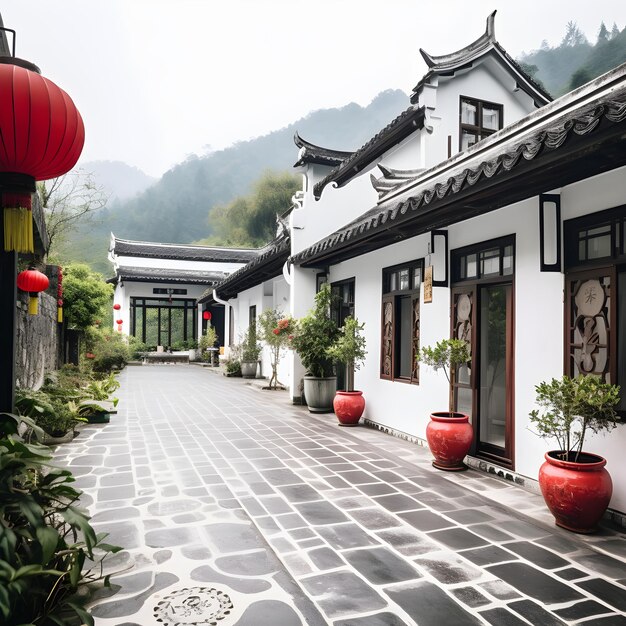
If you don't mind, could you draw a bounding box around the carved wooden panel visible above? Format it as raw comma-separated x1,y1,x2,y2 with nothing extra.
381,298,393,379
411,296,420,383
568,274,612,382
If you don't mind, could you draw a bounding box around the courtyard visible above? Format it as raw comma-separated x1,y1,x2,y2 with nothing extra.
53,365,626,626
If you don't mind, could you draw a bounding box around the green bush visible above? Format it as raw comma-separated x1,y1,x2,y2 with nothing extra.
15,388,80,437
225,359,242,376
85,327,131,373
0,413,120,625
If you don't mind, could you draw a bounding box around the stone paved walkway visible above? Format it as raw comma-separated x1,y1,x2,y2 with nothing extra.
52,365,626,625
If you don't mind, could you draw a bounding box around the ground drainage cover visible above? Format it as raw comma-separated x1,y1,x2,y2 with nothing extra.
154,586,234,625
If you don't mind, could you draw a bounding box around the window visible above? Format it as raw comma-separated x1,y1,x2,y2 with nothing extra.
153,288,187,295
459,97,503,151
381,260,423,383
453,241,514,283
564,205,626,417
249,305,257,340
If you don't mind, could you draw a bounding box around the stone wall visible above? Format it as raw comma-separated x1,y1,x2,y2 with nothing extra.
15,290,60,390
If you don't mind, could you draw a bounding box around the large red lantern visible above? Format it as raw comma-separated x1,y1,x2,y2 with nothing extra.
17,267,49,315
203,310,212,321
0,39,85,252
116,318,123,325
113,303,121,310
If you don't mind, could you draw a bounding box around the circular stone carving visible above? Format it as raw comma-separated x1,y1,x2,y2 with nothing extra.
154,587,233,626
457,294,471,321
575,279,605,317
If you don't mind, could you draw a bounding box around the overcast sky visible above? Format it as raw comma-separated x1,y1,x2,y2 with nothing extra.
3,1,624,177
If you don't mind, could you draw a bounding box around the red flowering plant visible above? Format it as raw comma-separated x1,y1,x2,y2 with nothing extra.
258,310,296,389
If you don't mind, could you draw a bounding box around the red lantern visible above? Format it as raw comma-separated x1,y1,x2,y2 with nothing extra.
116,319,123,325
203,310,212,321
17,267,49,315
0,51,84,252
113,303,121,310
85,352,95,360
117,324,123,332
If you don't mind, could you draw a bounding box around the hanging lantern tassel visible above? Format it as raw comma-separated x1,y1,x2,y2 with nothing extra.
2,192,34,253
17,268,49,316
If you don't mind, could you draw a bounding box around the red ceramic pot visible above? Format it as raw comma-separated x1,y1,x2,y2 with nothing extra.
333,391,365,426
426,412,473,471
539,451,612,533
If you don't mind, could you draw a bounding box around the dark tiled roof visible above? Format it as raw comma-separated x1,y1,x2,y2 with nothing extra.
199,235,291,303
293,132,354,167
112,237,260,263
110,266,228,285
292,79,626,268
312,106,425,199
410,11,551,107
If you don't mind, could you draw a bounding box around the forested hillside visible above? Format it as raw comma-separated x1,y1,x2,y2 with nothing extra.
520,21,626,96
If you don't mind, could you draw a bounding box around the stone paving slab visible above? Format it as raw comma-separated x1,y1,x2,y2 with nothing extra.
51,365,626,626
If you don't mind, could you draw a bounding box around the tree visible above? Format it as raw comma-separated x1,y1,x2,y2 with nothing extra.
38,169,108,257
206,170,300,247
258,310,295,389
62,263,113,329
598,22,610,44
561,21,588,47
610,23,620,40
570,67,592,90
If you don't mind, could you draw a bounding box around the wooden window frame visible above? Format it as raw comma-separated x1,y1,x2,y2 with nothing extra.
459,96,503,152
451,236,516,469
380,259,423,384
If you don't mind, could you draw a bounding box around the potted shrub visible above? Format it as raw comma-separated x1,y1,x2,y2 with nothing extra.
327,316,367,425
240,324,261,378
529,375,619,533
187,339,199,362
199,325,219,366
419,338,473,471
291,283,340,413
258,310,295,390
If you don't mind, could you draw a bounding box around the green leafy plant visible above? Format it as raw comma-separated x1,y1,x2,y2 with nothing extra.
327,316,367,392
85,327,132,373
225,359,242,376
291,283,340,378
85,374,120,401
15,388,81,438
419,338,471,415
62,263,114,330
258,310,295,389
0,412,120,625
529,375,620,462
199,325,219,364
241,324,262,362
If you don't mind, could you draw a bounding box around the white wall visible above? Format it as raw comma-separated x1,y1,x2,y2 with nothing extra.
226,277,291,389
113,255,246,274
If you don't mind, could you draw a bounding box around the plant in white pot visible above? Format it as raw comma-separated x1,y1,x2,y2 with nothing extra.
327,316,367,425
419,338,472,471
529,375,619,533
240,324,261,378
291,283,340,413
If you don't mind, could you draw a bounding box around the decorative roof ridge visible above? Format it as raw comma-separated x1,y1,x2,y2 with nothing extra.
388,62,626,204
411,11,551,107
293,132,354,166
420,10,496,70
201,234,291,302
111,234,259,254
312,105,425,199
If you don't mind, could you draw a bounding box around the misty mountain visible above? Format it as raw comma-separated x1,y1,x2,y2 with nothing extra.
64,89,409,272
80,160,156,201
